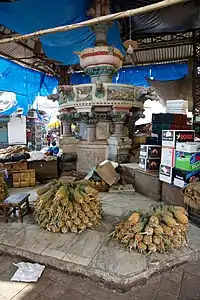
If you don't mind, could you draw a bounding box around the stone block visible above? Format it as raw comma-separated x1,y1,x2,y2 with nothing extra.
77,142,108,173
90,243,147,277
96,122,110,140
63,230,107,266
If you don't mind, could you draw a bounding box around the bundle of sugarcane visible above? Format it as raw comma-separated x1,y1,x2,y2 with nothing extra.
109,203,189,254
0,175,9,202
34,180,102,233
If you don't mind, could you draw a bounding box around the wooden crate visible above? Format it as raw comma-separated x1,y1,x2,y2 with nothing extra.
28,160,58,182
12,161,27,171
12,169,36,188
2,162,12,171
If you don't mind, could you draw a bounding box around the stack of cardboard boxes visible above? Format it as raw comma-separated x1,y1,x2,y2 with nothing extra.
159,130,195,186
139,144,161,171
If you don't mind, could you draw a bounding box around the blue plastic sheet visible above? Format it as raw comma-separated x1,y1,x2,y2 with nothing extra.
0,1,199,66
70,62,188,86
0,57,58,116
0,0,123,66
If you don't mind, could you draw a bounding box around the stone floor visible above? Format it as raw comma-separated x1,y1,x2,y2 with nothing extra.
0,188,200,289
0,254,200,299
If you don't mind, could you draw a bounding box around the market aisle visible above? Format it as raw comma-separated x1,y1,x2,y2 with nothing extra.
0,254,199,300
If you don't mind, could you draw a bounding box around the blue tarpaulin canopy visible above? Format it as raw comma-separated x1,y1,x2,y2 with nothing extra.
0,57,58,116
0,0,196,114
0,0,199,66
71,62,188,87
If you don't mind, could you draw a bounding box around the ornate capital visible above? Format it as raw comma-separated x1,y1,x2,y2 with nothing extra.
59,113,74,123
85,65,116,79
111,112,127,123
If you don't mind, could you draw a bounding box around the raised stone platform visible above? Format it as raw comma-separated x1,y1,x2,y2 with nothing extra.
0,190,200,290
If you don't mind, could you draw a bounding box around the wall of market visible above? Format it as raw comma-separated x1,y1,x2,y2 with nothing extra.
7,116,26,145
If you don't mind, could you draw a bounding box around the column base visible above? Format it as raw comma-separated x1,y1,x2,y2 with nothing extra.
108,135,132,164
59,136,78,153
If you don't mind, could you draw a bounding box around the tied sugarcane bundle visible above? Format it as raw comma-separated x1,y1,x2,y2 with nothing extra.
34,180,102,233
109,203,189,254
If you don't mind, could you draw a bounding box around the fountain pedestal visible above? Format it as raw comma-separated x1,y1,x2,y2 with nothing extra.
56,81,144,173
50,0,145,173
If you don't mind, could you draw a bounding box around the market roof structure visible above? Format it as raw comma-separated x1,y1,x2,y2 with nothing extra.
0,0,199,72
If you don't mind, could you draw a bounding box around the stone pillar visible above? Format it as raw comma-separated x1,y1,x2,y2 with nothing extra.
108,112,132,163
63,121,72,137
79,122,87,140
86,124,96,143
113,122,124,136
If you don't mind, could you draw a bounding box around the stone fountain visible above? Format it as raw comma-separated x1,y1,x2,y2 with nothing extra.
56,0,145,174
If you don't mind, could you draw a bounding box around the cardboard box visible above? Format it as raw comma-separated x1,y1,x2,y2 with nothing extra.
139,157,160,171
152,123,191,134
152,113,187,125
140,145,161,158
162,130,195,147
161,147,175,167
175,151,200,171
176,142,200,152
85,160,120,186
173,168,200,188
159,164,173,184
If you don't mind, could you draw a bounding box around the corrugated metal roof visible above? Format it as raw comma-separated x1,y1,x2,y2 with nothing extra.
132,44,193,65
124,32,193,65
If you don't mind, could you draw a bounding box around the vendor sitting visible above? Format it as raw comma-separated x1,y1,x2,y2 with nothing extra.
47,141,59,156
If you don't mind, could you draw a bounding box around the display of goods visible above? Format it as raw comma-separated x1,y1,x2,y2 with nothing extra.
173,168,200,188
152,124,191,134
162,130,195,147
0,175,9,202
140,145,161,158
176,142,200,153
0,145,29,163
12,169,36,188
34,180,102,233
109,203,189,254
152,113,187,125
175,151,200,171
183,182,200,210
139,157,160,171
159,164,173,184
161,147,175,167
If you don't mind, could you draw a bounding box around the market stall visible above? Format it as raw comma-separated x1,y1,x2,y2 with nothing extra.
136,100,200,225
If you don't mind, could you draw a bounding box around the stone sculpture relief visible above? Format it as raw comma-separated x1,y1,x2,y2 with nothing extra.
77,86,92,101
107,86,135,101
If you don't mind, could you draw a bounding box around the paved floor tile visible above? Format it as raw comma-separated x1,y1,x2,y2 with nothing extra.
158,277,181,297
179,272,200,300
63,230,106,266
41,282,68,299
1,255,200,300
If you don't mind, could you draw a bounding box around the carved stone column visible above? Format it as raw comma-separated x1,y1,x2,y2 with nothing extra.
63,121,72,137
86,124,96,142
108,112,132,163
59,113,72,137
82,112,98,143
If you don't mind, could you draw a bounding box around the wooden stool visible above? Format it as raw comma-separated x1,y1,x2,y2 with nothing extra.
0,193,30,223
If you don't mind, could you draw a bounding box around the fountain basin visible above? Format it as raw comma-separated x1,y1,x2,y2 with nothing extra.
76,46,123,69
58,83,143,113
